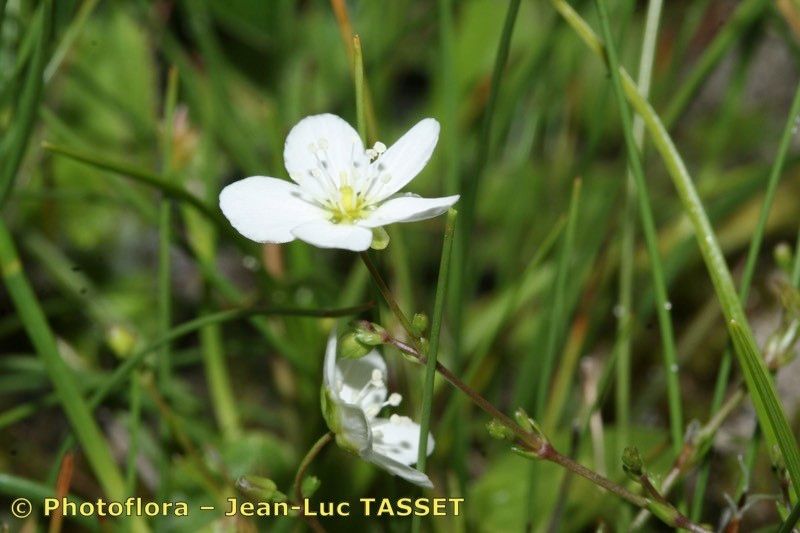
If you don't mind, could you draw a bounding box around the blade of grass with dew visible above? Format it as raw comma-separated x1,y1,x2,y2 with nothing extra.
411,209,456,533
549,0,800,498
691,76,800,520
450,0,521,492
663,0,770,129
615,0,663,479
0,0,50,205
0,221,149,533
595,0,683,456
526,178,581,529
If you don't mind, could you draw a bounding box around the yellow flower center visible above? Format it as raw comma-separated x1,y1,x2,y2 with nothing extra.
330,185,368,223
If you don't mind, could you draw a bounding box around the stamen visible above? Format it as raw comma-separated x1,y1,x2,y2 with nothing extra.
386,393,402,407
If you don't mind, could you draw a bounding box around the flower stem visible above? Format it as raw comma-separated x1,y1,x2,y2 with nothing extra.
293,432,333,504
359,251,418,341
384,336,708,530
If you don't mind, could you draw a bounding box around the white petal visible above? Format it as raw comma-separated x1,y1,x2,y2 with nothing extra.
336,351,387,413
361,450,433,489
367,118,440,202
359,194,459,228
337,401,371,454
370,417,434,466
284,114,364,195
291,220,373,251
219,176,323,243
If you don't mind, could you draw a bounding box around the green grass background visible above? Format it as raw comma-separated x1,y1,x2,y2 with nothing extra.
1,0,800,531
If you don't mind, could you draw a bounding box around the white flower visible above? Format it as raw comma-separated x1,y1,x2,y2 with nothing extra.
320,331,434,488
219,114,459,251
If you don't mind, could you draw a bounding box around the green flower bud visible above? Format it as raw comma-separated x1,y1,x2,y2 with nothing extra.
370,227,390,250
411,313,429,336
338,332,372,359
301,475,321,498
487,419,515,441
354,322,386,346
237,475,284,501
622,446,644,480
514,408,533,432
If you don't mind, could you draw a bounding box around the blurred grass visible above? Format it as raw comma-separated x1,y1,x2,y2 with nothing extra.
2,1,800,532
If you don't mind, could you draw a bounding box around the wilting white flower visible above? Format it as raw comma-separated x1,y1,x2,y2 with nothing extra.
320,331,434,488
219,114,459,251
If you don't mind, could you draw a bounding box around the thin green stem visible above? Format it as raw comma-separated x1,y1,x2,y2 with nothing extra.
616,0,663,468
412,210,456,533
528,178,581,529
386,337,706,531
550,0,800,499
126,371,142,494
0,0,50,205
595,0,683,455
450,0,520,492
359,251,417,341
535,179,582,415
353,34,367,143
292,432,333,504
200,303,242,440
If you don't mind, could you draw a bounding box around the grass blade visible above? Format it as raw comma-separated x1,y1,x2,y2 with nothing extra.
594,0,683,455
450,0,521,491
412,209,457,533
0,0,50,204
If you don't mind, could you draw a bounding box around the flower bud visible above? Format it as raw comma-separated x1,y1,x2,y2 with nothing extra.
301,475,321,498
487,419,516,441
338,332,372,359
236,475,286,502
622,446,644,480
411,313,429,336
354,322,386,346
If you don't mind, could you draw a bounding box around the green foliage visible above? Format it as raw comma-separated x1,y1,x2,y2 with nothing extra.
1,1,800,531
